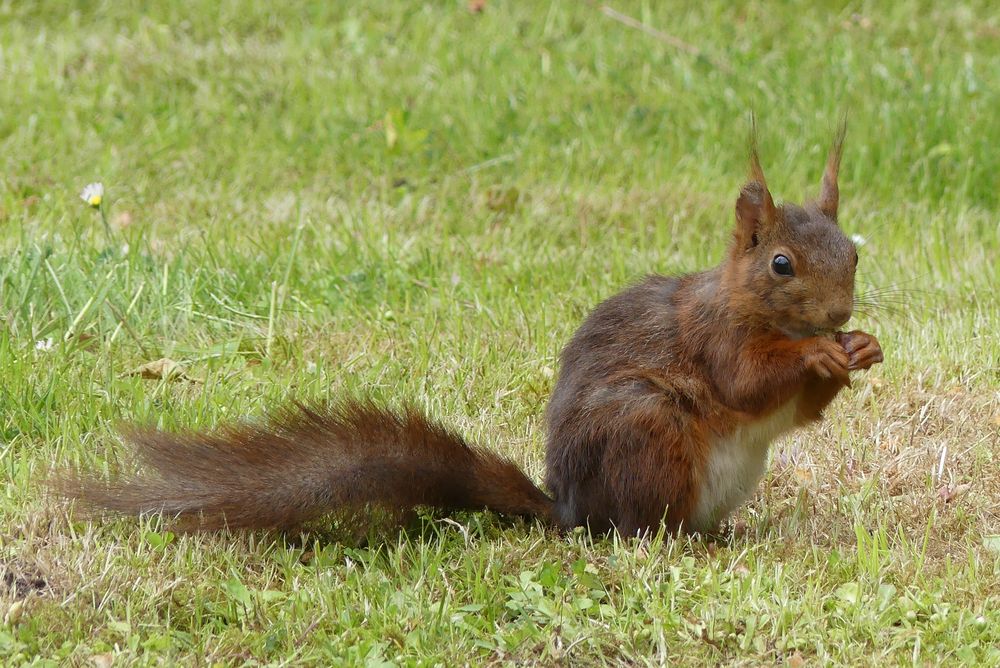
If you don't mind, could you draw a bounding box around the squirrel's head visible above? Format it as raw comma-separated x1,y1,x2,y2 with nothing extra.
726,123,857,339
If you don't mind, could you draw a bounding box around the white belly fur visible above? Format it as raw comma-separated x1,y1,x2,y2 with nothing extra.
689,399,799,533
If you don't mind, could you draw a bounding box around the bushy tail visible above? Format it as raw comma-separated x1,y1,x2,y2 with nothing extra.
57,401,554,531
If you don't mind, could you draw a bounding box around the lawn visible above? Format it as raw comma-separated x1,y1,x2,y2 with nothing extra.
1,1,998,665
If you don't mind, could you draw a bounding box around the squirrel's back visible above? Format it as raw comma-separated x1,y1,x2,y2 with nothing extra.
544,273,723,534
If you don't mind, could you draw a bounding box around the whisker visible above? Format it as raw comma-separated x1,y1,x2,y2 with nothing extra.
853,299,908,312
850,309,883,323
856,285,928,297
858,287,927,298
854,299,910,311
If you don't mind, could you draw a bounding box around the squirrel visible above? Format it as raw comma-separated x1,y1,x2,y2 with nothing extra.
60,124,883,538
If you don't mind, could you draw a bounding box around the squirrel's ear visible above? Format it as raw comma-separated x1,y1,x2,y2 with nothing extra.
734,121,777,248
735,181,776,248
818,120,847,221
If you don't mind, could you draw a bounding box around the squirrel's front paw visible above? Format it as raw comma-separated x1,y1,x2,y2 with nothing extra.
803,338,850,385
836,330,884,371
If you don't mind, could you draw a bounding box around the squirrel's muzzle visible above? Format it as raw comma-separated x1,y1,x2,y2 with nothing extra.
826,307,851,329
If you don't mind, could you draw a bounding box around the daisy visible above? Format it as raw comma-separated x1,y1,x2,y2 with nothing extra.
79,182,104,208
35,338,54,352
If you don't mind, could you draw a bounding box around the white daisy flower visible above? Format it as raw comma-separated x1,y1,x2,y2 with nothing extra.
34,337,54,352
850,233,867,247
79,182,104,208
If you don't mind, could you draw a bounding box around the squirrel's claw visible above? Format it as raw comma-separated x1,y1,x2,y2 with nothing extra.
804,338,851,387
837,330,884,371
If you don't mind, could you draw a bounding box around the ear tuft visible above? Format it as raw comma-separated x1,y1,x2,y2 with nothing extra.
748,113,769,189
734,114,778,249
818,118,847,220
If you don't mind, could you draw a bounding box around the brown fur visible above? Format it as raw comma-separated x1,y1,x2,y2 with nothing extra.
58,402,553,531
57,126,882,538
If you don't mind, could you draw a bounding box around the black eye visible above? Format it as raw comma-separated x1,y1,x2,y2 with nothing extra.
771,254,793,276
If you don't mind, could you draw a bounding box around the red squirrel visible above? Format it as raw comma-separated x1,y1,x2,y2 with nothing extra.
62,125,883,537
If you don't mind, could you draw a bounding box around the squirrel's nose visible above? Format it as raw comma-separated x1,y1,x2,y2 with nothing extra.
827,308,851,328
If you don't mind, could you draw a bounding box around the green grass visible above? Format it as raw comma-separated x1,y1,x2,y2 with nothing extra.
2,0,999,664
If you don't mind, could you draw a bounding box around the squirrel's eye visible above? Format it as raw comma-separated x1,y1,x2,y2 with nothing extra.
771,254,793,276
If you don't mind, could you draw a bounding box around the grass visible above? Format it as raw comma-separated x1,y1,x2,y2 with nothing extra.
1,0,998,664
